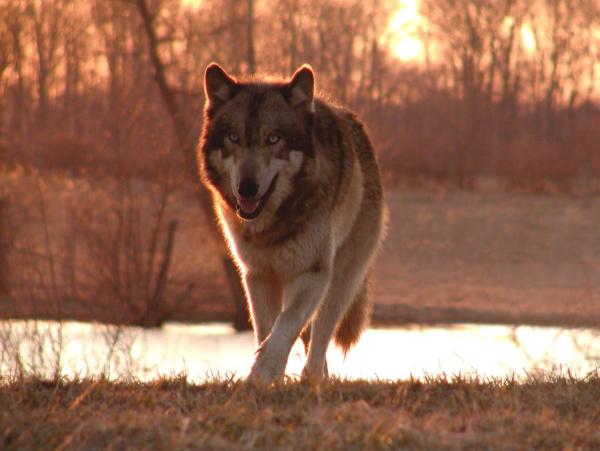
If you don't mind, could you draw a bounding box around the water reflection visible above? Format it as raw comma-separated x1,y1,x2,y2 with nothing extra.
1,321,598,382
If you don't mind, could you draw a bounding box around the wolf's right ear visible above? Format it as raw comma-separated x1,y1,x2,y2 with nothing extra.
204,63,237,107
287,64,315,112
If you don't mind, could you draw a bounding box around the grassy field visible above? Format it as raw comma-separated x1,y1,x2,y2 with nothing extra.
374,188,600,327
2,374,600,450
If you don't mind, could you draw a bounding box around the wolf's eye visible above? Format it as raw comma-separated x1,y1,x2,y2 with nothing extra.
227,132,239,143
266,134,280,145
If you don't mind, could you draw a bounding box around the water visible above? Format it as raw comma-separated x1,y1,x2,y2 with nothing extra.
1,321,598,382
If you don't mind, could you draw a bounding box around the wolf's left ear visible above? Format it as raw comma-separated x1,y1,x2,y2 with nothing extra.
288,64,315,111
204,63,237,107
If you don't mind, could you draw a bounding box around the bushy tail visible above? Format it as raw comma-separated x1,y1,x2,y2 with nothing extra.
334,278,371,355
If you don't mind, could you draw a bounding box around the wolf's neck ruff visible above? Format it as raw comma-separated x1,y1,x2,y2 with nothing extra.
197,63,385,383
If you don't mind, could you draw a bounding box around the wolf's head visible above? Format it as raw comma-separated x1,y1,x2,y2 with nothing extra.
199,63,316,225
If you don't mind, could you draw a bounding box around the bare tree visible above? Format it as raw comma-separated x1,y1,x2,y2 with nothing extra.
26,0,68,128
134,0,250,330
525,0,600,138
0,13,10,140
246,0,256,74
0,198,8,297
61,2,88,132
4,1,28,148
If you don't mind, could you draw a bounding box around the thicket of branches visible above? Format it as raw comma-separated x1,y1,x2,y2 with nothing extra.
0,0,599,327
0,0,598,187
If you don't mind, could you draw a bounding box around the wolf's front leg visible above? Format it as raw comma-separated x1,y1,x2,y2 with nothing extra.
244,272,282,345
248,266,331,383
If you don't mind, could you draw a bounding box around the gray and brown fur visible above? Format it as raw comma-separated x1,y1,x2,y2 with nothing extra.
198,63,386,382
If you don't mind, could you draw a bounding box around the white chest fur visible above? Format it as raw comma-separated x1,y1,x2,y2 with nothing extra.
223,215,331,280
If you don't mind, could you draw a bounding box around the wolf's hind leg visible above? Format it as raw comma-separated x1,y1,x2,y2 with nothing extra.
244,273,282,346
301,325,329,378
302,253,371,380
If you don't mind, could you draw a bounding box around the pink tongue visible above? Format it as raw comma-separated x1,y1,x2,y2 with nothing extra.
239,198,259,214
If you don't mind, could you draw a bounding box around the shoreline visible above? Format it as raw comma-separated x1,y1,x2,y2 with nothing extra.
2,303,600,331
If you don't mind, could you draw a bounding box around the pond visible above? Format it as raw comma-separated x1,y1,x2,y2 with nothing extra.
1,321,599,381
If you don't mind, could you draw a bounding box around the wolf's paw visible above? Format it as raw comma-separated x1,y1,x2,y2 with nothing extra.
247,345,286,384
301,359,329,382
247,364,282,384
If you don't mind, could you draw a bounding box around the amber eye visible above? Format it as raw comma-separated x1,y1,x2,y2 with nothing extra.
267,134,280,145
227,132,239,143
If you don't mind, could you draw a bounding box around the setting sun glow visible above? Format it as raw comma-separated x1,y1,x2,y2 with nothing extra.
521,24,537,52
386,0,424,62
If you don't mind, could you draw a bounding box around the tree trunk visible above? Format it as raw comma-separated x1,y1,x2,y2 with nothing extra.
0,198,8,296
135,0,250,331
8,21,26,145
246,0,256,75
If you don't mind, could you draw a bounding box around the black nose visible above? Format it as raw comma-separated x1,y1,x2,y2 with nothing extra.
238,179,258,198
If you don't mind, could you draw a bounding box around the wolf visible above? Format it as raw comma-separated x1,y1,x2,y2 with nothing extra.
198,63,385,382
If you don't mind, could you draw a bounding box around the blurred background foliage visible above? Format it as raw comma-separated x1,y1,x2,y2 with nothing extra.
0,0,598,185
0,0,599,327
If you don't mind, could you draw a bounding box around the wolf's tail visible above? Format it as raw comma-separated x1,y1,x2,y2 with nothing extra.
334,278,371,355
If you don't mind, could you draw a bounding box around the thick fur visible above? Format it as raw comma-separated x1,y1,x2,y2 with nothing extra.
198,63,385,382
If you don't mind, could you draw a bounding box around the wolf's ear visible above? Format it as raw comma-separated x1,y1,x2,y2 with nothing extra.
287,64,315,111
204,63,237,107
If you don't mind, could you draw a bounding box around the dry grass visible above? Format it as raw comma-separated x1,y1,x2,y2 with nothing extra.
1,373,600,450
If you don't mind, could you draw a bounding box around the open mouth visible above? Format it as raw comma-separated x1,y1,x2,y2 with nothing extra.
236,175,279,221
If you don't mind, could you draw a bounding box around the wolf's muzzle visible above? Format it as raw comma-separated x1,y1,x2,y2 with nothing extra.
235,175,279,221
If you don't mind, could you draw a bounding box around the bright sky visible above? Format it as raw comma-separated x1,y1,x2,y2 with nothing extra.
180,0,202,8
385,0,425,62
180,0,562,64
180,0,427,62
521,24,537,52
385,2,538,62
